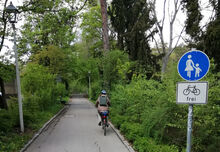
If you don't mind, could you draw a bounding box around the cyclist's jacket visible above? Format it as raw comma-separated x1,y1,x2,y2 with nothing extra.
95,94,110,112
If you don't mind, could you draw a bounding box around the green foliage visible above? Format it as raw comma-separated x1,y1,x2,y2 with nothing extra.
21,63,54,94
81,6,102,42
80,5,103,57
188,61,220,152
109,0,160,77
68,55,100,96
0,109,18,132
0,131,31,152
204,18,220,71
33,45,66,74
21,63,58,110
102,50,131,89
19,0,77,55
1,0,219,151
55,83,67,98
90,80,102,100
69,80,88,93
181,0,203,41
110,60,220,151
120,122,144,142
0,63,15,82
0,62,64,151
134,137,178,152
0,103,63,152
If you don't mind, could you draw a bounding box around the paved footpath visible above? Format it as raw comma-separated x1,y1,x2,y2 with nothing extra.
24,97,130,152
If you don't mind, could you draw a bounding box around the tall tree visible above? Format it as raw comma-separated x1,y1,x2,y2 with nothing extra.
181,0,203,42
99,0,109,52
0,63,15,109
80,5,103,57
0,0,8,53
150,0,184,76
203,0,220,71
19,0,78,56
109,0,160,77
19,0,90,59
0,0,12,110
17,0,88,89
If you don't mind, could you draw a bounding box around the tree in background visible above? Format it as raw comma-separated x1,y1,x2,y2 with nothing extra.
181,0,203,42
0,63,15,109
109,0,160,78
0,0,17,110
17,0,87,91
80,5,103,58
203,0,220,71
181,0,220,71
19,0,78,57
99,0,110,52
150,0,185,76
0,0,8,52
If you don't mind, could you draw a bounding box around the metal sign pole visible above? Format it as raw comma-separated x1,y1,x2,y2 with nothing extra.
177,49,210,152
186,104,193,152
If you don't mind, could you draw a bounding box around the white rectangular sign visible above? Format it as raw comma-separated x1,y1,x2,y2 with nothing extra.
176,82,208,104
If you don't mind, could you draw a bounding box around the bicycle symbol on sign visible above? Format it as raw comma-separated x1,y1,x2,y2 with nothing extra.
183,85,200,96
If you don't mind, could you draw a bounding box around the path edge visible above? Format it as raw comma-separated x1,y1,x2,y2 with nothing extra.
20,105,69,152
88,99,136,152
108,121,136,152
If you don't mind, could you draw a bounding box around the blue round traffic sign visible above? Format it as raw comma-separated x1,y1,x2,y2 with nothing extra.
177,50,210,81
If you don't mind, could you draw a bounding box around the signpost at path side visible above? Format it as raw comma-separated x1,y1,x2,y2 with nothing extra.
177,48,210,152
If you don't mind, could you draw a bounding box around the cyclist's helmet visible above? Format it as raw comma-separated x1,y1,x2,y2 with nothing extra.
101,90,107,94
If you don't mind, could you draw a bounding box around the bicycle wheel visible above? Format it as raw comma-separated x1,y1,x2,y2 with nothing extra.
194,89,200,95
104,125,106,136
183,89,190,95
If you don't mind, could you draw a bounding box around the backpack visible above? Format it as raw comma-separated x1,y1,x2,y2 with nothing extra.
99,95,107,106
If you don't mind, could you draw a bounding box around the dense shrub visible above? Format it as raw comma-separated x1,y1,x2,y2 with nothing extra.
102,50,131,89
0,109,18,132
134,137,178,152
21,63,57,110
110,64,220,152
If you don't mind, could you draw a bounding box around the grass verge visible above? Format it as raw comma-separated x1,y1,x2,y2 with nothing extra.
0,103,64,152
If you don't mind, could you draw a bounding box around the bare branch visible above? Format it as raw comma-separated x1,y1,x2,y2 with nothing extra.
170,0,181,24
169,25,185,56
151,0,166,54
149,28,161,54
162,0,167,26
73,0,88,16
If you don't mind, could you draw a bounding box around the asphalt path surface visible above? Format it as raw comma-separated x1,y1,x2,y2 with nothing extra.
24,97,130,152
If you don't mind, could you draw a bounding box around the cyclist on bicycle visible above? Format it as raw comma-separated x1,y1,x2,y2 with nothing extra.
95,90,111,126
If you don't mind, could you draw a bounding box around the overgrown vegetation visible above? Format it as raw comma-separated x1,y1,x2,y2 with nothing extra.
0,102,63,152
0,62,68,152
0,0,220,151
108,60,220,152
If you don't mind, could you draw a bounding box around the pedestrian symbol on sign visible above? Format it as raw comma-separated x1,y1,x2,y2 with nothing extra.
178,49,210,81
184,55,202,78
185,55,194,78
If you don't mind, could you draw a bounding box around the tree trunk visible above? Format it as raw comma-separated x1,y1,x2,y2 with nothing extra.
161,54,169,77
99,0,109,53
117,34,124,50
0,0,8,52
0,77,8,110
217,0,220,18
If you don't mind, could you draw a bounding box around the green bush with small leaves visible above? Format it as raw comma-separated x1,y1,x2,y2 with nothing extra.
110,61,220,152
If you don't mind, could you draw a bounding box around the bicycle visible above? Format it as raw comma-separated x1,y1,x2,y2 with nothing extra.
183,85,200,95
100,111,109,136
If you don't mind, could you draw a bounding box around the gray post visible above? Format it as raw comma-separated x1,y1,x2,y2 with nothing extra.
12,23,24,133
88,71,91,96
186,104,193,152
